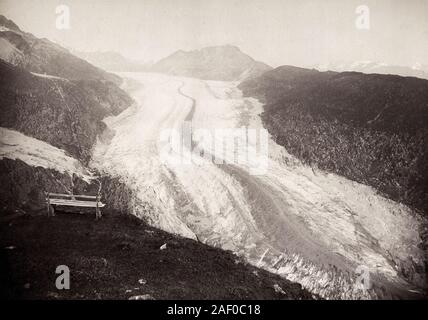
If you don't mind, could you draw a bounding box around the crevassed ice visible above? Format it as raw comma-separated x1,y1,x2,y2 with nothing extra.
91,72,426,299
0,127,92,181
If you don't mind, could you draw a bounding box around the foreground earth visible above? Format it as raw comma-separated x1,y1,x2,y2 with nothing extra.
91,72,426,299
0,212,312,300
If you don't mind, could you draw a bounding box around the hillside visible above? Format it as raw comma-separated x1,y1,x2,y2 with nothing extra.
0,15,120,84
151,45,272,81
0,213,312,300
0,16,133,212
0,60,132,163
0,126,136,214
0,15,135,163
239,66,428,215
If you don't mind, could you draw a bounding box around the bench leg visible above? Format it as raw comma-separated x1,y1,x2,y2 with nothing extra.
47,204,55,217
95,195,102,220
95,207,102,220
50,205,56,217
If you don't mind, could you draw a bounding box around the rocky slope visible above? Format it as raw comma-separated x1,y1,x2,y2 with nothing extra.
0,16,134,211
0,127,130,214
0,158,91,213
239,66,428,216
0,15,134,164
151,45,272,81
0,158,142,220
0,59,132,163
0,15,120,84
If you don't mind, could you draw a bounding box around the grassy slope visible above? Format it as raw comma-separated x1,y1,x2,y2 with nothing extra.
0,212,313,300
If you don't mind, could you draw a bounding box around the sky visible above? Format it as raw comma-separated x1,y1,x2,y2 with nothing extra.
0,0,427,68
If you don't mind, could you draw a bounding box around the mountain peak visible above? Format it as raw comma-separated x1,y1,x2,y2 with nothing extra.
152,45,271,81
200,44,242,52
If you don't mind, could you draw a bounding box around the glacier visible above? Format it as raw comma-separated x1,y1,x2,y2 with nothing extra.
91,72,426,299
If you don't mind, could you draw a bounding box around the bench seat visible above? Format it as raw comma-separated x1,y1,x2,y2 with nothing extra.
49,199,105,207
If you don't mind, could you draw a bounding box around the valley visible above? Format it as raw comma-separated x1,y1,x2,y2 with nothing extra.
92,72,426,299
0,11,426,301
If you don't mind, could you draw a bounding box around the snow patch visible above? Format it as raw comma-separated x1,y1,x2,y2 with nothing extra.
0,127,92,181
30,72,67,81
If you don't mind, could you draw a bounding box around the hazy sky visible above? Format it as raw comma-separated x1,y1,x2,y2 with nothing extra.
1,0,427,67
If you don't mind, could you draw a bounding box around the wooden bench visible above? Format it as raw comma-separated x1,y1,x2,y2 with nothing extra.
45,192,105,219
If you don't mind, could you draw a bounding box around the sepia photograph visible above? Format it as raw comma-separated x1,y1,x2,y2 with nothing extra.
0,0,427,312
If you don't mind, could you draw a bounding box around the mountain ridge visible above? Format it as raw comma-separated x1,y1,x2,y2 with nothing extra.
150,45,272,81
0,58,132,164
312,60,428,80
0,15,121,84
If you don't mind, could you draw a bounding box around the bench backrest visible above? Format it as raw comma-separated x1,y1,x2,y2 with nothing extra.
45,191,105,218
45,192,105,208
47,192,99,200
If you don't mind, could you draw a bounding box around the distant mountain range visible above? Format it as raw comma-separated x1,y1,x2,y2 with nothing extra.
312,60,428,80
72,50,151,72
73,45,271,81
72,48,428,83
150,45,272,81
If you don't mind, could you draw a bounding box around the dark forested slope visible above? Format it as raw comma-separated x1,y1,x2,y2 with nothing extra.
239,66,428,214
0,60,132,163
